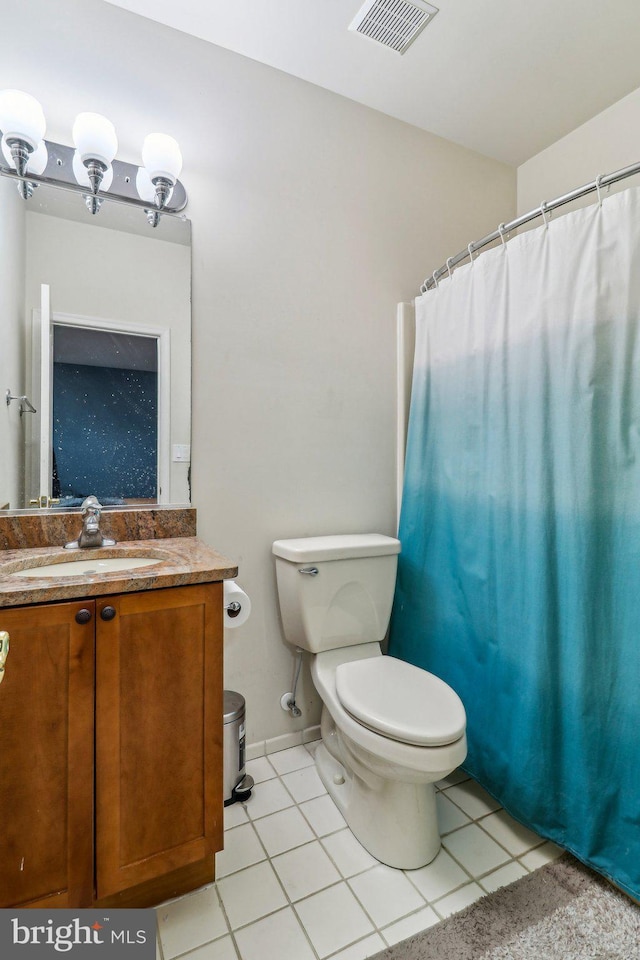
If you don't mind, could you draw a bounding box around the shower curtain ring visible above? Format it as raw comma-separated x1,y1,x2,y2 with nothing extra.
432,270,439,287
446,257,454,278
498,223,508,246
540,201,550,228
467,242,475,262
595,174,604,207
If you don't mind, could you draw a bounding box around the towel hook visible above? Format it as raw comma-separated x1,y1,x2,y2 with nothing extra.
5,389,37,416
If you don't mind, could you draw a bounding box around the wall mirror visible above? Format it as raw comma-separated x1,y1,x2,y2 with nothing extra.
0,175,191,512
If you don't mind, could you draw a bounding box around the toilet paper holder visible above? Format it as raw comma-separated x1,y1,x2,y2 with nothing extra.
223,580,251,628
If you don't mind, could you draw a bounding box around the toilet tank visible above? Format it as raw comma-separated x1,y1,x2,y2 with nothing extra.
272,534,401,653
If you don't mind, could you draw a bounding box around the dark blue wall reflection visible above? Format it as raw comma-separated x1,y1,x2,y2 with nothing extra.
53,362,158,500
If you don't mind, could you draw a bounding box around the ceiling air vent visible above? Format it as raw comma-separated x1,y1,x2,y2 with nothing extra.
349,0,439,55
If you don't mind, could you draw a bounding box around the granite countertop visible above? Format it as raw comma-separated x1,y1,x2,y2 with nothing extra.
0,537,238,607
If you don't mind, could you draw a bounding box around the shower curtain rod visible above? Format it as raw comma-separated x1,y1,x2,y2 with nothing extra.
420,159,640,293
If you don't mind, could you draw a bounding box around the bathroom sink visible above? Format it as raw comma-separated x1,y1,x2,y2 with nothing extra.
10,556,164,578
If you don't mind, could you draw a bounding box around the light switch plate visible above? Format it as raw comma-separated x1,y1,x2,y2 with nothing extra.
172,444,191,462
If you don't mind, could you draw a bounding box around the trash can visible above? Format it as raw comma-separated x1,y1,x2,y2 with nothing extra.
223,690,254,806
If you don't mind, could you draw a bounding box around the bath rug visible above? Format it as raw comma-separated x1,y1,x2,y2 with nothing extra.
370,854,640,960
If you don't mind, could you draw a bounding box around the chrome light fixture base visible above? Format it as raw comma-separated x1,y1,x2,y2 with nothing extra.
0,138,187,218
83,157,108,195
152,175,174,210
5,137,31,177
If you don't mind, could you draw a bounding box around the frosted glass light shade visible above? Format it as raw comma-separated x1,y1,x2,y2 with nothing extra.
0,89,46,150
72,150,113,191
72,112,118,166
26,139,48,175
135,165,158,203
2,135,48,174
142,133,182,184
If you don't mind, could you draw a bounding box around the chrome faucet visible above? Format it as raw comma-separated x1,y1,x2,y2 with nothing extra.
64,496,117,549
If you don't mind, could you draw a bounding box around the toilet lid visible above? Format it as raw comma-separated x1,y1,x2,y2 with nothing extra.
335,656,466,747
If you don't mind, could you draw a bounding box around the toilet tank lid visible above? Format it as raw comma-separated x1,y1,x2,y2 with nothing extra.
272,534,401,562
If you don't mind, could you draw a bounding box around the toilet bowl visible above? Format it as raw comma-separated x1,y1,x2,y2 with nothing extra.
272,534,467,870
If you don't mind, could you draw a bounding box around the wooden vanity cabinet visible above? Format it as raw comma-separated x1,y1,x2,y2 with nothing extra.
94,583,223,903
0,599,94,909
0,582,223,909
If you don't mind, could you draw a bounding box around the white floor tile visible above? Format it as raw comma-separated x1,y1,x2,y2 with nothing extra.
245,756,277,784
268,745,316,775
298,793,346,836
181,937,239,960
479,860,528,893
295,882,375,958
433,881,485,918
407,848,471,902
158,771,553,960
157,885,229,959
443,780,501,819
215,822,266,878
322,829,378,877
244,777,295,820
252,806,315,857
479,809,544,856
216,861,287,929
519,840,564,871
348,865,426,928
223,802,249,830
443,824,511,876
234,907,316,960
436,792,471,834
381,906,440,946
330,933,386,959
281,765,327,803
272,840,341,901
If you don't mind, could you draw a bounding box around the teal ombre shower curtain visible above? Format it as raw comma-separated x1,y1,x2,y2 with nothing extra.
389,187,640,899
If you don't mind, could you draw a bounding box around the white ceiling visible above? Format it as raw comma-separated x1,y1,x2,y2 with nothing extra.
104,0,640,166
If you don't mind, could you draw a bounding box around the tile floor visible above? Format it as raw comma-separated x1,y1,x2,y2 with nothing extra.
156,742,563,960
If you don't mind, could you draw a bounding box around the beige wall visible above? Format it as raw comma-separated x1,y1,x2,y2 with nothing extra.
518,85,640,215
0,179,26,510
2,0,516,743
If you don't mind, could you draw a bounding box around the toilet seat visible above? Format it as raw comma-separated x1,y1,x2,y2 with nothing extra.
335,655,466,747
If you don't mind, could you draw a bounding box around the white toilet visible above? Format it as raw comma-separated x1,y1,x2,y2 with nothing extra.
272,533,467,870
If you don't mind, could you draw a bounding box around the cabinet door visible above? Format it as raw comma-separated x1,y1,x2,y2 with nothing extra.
0,600,94,908
95,583,223,899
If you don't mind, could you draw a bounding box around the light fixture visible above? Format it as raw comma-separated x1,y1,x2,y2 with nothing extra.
72,149,114,214
0,89,46,177
0,89,187,227
142,133,183,208
72,111,117,197
1,136,48,198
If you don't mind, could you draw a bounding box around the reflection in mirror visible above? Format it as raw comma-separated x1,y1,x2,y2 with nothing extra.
0,175,191,511
52,326,159,505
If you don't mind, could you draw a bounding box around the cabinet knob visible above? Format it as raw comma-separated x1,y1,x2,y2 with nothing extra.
75,608,92,624
100,606,117,621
